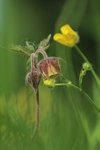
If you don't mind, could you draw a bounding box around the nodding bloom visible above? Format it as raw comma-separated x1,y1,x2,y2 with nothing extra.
37,57,61,78
53,24,79,47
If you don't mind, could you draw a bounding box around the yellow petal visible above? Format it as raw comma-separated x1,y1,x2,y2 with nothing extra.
65,33,79,46
60,24,76,35
53,33,70,46
60,24,72,35
53,33,78,47
60,24,79,45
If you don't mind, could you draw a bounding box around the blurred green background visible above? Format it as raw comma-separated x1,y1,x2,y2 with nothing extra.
0,0,100,150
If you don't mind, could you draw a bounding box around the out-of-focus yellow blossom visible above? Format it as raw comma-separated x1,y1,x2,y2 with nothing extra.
53,24,79,47
43,79,56,88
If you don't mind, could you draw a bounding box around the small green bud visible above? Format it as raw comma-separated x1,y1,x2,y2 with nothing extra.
82,62,92,71
79,62,92,88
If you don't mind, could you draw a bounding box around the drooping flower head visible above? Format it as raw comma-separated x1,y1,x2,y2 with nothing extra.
53,24,79,47
37,57,61,78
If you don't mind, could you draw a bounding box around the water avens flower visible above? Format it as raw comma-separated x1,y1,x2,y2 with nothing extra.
53,24,79,47
37,57,61,78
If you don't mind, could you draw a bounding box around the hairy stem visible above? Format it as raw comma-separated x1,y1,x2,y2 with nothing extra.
35,88,40,129
32,88,40,137
36,48,48,58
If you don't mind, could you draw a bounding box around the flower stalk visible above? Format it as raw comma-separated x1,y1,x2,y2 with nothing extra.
43,79,100,112
75,45,100,86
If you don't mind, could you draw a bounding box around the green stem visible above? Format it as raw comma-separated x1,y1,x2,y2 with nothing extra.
74,45,100,86
55,82,100,112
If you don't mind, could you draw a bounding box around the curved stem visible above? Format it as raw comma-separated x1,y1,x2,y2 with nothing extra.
31,48,48,71
74,45,100,86
36,48,48,58
55,82,100,112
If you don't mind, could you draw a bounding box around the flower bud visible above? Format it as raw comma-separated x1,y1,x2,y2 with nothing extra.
82,62,92,71
43,79,56,88
26,69,41,92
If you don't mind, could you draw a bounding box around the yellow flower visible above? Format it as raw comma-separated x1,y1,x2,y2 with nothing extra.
53,24,79,47
43,79,56,87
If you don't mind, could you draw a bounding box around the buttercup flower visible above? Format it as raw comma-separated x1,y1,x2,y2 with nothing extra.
53,24,79,47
